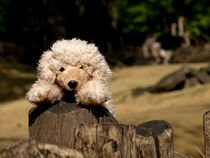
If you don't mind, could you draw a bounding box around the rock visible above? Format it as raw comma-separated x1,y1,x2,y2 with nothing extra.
197,70,210,84
150,67,197,93
0,138,84,158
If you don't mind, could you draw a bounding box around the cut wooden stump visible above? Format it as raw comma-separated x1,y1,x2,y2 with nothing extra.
27,95,204,158
29,99,118,148
74,124,138,158
29,99,176,158
0,138,83,158
3,95,203,158
203,111,210,158
135,125,157,158
136,120,174,158
73,123,159,158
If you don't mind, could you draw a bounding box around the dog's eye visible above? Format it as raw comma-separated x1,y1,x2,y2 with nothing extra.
79,66,83,69
59,67,65,72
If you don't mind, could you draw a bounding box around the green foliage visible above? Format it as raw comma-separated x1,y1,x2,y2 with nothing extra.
0,0,11,33
75,0,85,16
114,0,210,39
185,0,210,38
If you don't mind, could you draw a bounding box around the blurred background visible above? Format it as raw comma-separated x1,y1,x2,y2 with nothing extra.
0,0,210,157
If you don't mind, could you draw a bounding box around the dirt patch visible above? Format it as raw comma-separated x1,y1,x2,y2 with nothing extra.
0,99,33,148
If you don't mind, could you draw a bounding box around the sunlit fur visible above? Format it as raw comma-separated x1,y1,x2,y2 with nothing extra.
26,38,115,117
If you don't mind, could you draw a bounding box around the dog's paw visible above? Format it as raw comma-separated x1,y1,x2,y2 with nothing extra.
26,80,63,105
75,80,111,105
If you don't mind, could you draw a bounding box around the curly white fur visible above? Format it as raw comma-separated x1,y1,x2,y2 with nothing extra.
26,38,115,117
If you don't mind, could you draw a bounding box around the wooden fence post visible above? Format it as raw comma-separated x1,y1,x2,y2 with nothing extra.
73,124,158,158
136,120,174,158
204,111,210,158
28,99,177,158
2,94,199,158
29,99,118,148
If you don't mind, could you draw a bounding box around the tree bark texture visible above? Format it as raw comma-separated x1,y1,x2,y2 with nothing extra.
73,124,157,158
29,99,118,147
204,111,210,158
29,99,175,158
136,120,174,158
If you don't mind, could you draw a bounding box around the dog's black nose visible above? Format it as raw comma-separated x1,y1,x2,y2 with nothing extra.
68,80,78,89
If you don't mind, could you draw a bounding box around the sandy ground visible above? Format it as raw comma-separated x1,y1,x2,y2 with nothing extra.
0,99,33,148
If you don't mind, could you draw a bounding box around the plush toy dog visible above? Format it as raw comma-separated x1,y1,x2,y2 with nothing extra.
26,38,115,117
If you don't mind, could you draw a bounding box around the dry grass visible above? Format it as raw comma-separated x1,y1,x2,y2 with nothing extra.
111,63,210,157
0,62,209,157
0,99,33,148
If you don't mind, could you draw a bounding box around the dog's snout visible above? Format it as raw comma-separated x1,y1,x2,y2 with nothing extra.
68,80,78,89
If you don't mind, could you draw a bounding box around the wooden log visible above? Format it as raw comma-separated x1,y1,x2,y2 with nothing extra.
136,120,174,158
136,125,157,158
29,99,118,148
0,138,83,158
73,123,158,158
203,111,210,158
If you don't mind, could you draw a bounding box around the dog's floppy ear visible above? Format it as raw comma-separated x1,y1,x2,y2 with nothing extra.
92,56,112,84
37,51,57,84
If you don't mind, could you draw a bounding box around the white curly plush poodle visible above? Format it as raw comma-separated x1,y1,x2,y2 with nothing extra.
26,38,115,117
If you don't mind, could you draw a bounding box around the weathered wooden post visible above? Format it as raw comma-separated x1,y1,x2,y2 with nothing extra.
28,95,176,158
29,98,118,148
204,111,210,158
136,120,174,158
27,92,177,158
